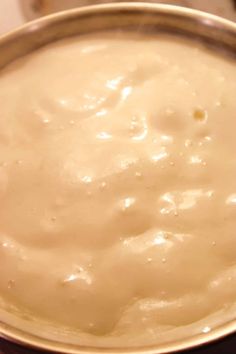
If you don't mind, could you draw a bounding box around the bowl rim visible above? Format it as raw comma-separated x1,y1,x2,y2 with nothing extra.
0,1,236,41
0,2,236,353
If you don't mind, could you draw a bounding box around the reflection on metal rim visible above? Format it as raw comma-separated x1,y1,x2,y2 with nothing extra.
20,0,236,21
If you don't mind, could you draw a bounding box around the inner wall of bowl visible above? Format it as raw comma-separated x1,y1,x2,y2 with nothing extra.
0,4,236,72
1,302,236,349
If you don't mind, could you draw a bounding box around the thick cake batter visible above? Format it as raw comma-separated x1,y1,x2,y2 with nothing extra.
0,34,236,346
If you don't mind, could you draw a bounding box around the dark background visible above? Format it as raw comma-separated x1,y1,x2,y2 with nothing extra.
1,334,236,354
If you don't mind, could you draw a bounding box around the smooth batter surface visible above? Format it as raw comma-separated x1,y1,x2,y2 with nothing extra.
0,34,236,346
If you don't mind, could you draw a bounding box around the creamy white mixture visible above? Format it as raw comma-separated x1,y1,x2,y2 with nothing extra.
0,34,236,346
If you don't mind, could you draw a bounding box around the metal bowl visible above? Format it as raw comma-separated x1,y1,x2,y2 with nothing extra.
19,0,236,22
0,3,236,353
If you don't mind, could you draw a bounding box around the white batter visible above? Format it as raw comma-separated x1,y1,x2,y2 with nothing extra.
0,34,236,346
